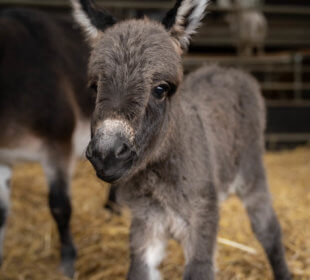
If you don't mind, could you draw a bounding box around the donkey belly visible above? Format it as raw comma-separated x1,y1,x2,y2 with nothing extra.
218,172,245,202
0,135,45,166
73,119,91,158
0,118,91,166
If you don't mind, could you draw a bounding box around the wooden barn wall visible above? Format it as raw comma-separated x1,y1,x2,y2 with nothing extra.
0,0,310,146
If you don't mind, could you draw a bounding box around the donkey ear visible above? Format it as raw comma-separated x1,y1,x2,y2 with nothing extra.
162,0,209,51
71,0,117,42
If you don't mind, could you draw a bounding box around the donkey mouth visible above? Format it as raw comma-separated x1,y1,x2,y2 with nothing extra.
96,171,123,183
93,157,135,184
86,140,136,184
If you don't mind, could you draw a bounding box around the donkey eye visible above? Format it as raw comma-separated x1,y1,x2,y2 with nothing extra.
152,84,170,100
89,82,98,93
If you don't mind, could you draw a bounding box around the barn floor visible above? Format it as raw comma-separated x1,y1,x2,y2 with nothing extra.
1,147,310,280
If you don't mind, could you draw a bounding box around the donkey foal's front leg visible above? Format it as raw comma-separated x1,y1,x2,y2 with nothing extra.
128,217,167,280
182,196,218,280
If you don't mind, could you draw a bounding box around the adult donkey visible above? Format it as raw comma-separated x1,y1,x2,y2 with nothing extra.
72,0,291,279
0,8,93,277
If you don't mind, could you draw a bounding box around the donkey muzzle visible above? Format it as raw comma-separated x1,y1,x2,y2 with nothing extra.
86,132,136,183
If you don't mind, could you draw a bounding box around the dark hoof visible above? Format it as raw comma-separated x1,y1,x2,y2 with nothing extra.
60,245,77,278
274,272,292,280
60,258,75,278
184,261,214,280
104,201,121,215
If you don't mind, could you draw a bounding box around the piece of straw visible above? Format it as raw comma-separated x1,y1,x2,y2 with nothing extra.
218,237,258,255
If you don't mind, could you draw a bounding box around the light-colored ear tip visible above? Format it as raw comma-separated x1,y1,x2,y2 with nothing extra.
168,0,209,50
70,0,100,42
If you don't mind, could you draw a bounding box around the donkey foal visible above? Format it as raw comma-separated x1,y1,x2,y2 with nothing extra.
72,0,291,279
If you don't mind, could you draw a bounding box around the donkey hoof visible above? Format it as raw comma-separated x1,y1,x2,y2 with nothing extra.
275,272,292,280
104,200,121,215
60,245,77,278
60,259,75,278
184,261,214,280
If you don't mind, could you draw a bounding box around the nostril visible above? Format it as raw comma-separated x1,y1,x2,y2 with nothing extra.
115,143,131,159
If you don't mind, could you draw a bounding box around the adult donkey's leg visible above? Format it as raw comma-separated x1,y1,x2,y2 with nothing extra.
43,145,76,278
237,153,291,280
0,165,11,266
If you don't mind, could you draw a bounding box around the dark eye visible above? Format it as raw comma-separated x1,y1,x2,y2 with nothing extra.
89,82,98,94
152,84,170,100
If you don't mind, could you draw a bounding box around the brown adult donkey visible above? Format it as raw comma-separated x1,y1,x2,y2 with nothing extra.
0,8,93,277
71,0,291,279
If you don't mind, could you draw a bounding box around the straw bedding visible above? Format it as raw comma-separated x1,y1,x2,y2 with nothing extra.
1,147,309,280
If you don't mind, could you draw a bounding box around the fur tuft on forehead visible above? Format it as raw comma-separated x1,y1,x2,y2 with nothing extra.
89,19,183,81
162,0,209,51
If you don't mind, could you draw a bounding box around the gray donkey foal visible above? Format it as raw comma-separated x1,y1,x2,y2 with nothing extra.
72,0,291,279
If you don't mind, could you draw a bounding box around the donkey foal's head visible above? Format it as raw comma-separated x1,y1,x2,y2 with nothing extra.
72,0,208,183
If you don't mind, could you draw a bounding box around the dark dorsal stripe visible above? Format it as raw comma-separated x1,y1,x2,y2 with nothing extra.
162,0,184,30
80,0,117,31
